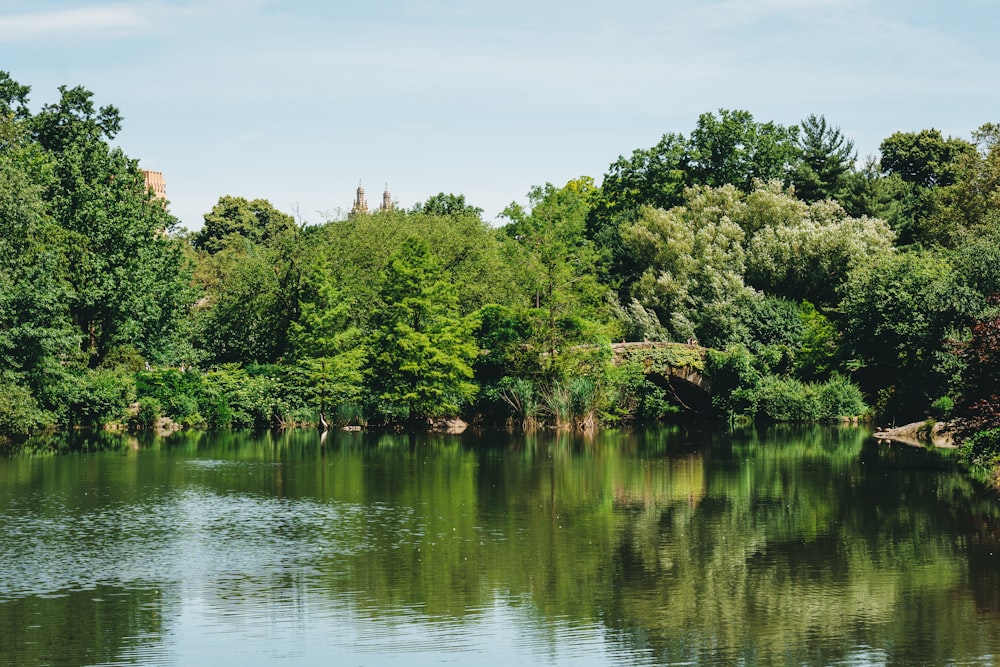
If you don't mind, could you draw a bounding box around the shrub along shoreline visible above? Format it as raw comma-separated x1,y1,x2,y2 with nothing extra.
2,347,870,446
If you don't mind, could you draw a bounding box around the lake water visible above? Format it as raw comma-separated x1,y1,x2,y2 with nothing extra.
1,426,999,666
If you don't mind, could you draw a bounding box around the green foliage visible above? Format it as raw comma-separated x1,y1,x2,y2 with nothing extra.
567,376,599,424
594,132,690,220
485,376,541,428
952,217,1000,296
412,192,484,217
815,374,868,419
133,363,320,430
877,129,976,246
99,346,147,372
930,395,954,420
591,109,800,226
738,296,839,380
744,192,895,305
365,239,479,423
197,384,233,430
880,129,974,189
623,186,753,347
687,109,798,190
4,74,1000,433
837,157,887,218
955,303,1000,407
289,260,366,417
704,344,867,422
621,180,889,349
768,375,860,421
195,242,296,364
0,381,51,440
502,178,613,373
616,343,705,374
755,376,823,421
193,195,298,254
755,374,866,422
608,295,670,342
0,75,195,378
794,301,839,380
129,396,162,430
313,206,519,318
30,83,191,367
201,365,284,429
791,114,856,203
473,305,537,384
135,368,204,421
705,347,761,419
540,379,603,429
605,362,680,423
958,428,1000,469
744,296,803,356
590,110,798,290
938,124,1000,237
64,368,137,426
838,249,984,420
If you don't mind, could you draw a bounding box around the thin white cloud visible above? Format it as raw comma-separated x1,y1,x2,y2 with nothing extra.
0,5,153,42
0,0,244,43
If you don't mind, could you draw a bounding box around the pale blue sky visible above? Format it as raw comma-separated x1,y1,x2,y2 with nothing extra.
3,0,998,229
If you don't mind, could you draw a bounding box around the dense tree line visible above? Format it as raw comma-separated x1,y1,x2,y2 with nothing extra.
2,73,998,465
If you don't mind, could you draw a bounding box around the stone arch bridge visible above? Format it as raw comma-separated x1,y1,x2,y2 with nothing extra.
610,341,713,411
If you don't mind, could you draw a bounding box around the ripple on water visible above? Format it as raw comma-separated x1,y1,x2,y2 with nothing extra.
0,487,392,601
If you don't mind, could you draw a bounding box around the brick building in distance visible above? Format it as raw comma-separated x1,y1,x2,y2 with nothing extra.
142,170,166,201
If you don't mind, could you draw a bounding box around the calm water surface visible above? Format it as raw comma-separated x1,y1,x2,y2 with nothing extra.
1,426,999,666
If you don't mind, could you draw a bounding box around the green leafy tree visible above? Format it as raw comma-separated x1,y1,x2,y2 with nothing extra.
193,195,298,254
193,199,305,365
588,133,689,288
744,295,804,357
622,185,754,348
29,82,192,366
880,129,974,188
313,205,519,319
364,239,478,423
593,132,690,220
412,192,484,217
0,112,78,429
0,73,192,435
744,190,895,305
952,216,1000,297
838,249,983,419
836,156,888,219
502,178,611,377
195,242,296,364
952,301,1000,464
289,260,365,414
589,110,798,290
472,304,537,386
937,123,1000,239
0,71,30,119
794,301,839,381
878,129,976,246
687,109,798,191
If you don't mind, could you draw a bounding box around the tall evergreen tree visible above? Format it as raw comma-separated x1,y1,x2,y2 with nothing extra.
791,114,856,203
364,238,478,423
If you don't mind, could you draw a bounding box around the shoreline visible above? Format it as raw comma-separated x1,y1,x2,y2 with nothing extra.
872,420,956,449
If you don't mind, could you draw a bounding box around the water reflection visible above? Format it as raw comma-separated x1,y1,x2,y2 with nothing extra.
0,426,998,665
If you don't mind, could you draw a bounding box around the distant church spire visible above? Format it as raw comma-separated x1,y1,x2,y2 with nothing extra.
380,183,393,212
351,180,369,216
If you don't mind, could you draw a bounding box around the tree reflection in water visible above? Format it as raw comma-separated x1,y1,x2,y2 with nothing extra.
1,425,998,666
